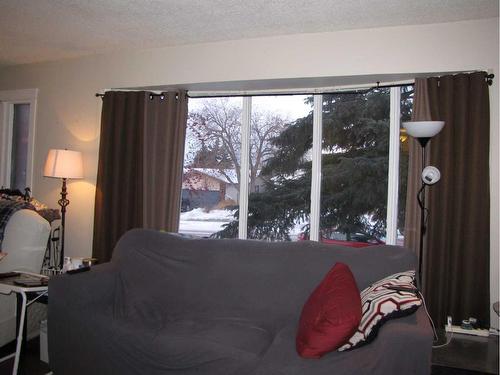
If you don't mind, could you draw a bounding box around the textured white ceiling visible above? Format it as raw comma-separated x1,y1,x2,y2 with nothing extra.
0,0,498,67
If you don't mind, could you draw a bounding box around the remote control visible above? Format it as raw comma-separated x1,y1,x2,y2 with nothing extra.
13,279,48,287
66,266,91,275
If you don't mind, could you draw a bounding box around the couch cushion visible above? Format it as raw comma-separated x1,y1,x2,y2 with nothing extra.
110,314,274,373
339,270,421,351
112,229,419,322
296,262,361,358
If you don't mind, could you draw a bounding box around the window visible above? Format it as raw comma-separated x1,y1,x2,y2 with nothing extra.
10,104,30,190
179,97,242,238
179,85,413,244
319,89,390,246
247,95,312,241
0,89,37,191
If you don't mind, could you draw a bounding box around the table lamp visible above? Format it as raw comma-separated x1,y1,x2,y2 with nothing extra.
44,149,83,269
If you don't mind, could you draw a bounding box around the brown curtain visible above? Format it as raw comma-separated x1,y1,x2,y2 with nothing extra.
93,91,187,263
405,72,490,328
404,79,432,256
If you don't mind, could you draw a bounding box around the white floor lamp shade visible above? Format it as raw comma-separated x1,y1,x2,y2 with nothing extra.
43,149,83,179
402,121,445,140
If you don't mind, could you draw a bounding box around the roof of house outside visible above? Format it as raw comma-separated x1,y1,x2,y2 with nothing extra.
184,168,238,184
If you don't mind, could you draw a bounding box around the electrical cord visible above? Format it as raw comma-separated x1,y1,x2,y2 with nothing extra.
417,186,431,230
417,290,453,348
432,331,453,349
417,185,425,210
417,290,438,341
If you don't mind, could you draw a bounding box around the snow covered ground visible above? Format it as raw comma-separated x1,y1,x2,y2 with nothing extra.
178,209,405,245
179,208,236,237
179,208,306,239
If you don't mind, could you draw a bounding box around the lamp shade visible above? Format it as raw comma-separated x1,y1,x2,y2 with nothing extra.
402,121,444,138
44,149,83,179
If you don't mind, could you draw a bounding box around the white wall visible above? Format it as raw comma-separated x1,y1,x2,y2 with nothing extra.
0,17,498,327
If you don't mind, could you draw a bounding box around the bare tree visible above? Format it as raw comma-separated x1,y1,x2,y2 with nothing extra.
249,112,287,192
187,98,288,194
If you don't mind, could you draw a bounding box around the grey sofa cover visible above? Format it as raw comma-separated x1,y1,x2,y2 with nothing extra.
48,229,432,374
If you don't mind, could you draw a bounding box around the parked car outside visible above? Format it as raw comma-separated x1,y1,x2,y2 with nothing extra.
298,227,385,248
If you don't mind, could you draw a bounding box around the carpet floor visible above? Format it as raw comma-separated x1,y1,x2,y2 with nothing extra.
0,337,50,375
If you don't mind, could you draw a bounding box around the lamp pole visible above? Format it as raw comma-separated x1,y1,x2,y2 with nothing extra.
58,178,70,269
415,136,433,286
43,148,84,271
402,121,444,287
416,139,429,286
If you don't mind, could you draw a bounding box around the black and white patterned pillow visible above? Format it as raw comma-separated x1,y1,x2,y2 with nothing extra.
338,270,421,351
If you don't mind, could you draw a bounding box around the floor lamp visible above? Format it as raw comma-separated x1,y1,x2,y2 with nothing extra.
402,121,444,285
44,149,83,269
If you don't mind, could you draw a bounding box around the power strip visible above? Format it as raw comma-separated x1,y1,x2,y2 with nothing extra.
445,324,489,337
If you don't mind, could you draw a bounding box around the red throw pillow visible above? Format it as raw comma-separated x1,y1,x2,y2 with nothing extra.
296,262,361,358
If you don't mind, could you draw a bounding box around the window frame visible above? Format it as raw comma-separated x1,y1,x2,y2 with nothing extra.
309,95,323,242
385,87,402,245
238,97,252,239
187,85,407,244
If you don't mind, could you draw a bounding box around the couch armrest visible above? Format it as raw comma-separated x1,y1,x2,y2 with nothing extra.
48,263,117,373
371,307,433,374
48,262,117,310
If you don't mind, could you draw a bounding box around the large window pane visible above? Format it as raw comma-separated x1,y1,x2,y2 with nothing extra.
319,90,390,247
247,95,313,241
179,97,242,238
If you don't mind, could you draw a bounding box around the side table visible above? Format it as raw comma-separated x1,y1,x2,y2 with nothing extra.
0,272,48,375
432,330,499,374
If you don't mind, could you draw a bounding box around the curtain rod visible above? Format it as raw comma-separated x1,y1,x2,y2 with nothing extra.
95,73,494,99
186,81,417,98
95,92,177,99
95,81,414,99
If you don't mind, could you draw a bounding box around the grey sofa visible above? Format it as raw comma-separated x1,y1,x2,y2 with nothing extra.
48,229,432,374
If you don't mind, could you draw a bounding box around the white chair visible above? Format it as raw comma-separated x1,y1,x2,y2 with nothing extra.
0,209,51,347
